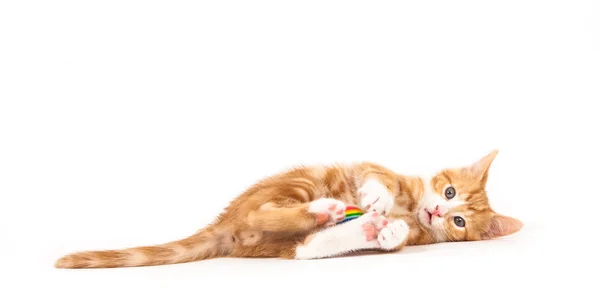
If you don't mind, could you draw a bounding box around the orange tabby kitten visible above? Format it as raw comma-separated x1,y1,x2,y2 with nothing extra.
55,149,522,268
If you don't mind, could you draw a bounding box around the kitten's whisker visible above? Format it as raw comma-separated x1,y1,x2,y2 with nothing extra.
442,226,454,242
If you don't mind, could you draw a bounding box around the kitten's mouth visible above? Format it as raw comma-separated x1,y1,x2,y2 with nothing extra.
424,209,433,225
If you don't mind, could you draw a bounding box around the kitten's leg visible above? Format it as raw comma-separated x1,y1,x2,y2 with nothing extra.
290,212,410,259
248,197,347,232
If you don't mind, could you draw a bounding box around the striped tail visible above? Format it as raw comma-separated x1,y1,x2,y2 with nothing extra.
54,226,227,269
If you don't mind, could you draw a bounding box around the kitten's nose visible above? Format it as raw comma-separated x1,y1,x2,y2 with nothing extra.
430,205,443,217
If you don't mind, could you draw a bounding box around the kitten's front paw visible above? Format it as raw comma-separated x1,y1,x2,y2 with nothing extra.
308,198,346,227
358,179,394,216
377,219,410,250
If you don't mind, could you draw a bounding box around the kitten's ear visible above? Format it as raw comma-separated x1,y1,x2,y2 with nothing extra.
481,214,523,240
464,149,499,185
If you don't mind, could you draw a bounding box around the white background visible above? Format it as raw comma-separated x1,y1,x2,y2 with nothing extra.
1,1,598,287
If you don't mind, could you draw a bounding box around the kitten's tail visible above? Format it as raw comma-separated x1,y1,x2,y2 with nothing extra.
54,225,230,269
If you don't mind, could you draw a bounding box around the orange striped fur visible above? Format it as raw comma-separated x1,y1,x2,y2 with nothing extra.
55,149,522,268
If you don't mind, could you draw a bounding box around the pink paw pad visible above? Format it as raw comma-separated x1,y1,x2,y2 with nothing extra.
362,223,378,241
327,205,345,221
334,209,345,221
315,213,330,225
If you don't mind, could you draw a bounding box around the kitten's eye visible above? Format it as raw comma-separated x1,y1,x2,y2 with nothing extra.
453,216,465,227
444,186,456,199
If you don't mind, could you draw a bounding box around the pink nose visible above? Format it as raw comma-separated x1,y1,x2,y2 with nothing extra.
429,205,443,217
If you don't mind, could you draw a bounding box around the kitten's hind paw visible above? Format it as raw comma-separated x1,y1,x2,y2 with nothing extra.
377,219,410,250
308,198,347,227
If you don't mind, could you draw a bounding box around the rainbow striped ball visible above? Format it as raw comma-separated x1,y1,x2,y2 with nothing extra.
336,205,364,224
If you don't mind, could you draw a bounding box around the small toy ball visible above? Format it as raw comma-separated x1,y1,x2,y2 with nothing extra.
336,205,364,224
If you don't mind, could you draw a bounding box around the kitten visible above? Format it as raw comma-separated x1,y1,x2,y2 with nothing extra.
55,149,522,268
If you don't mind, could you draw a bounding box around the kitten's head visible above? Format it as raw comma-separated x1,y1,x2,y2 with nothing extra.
416,150,522,242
